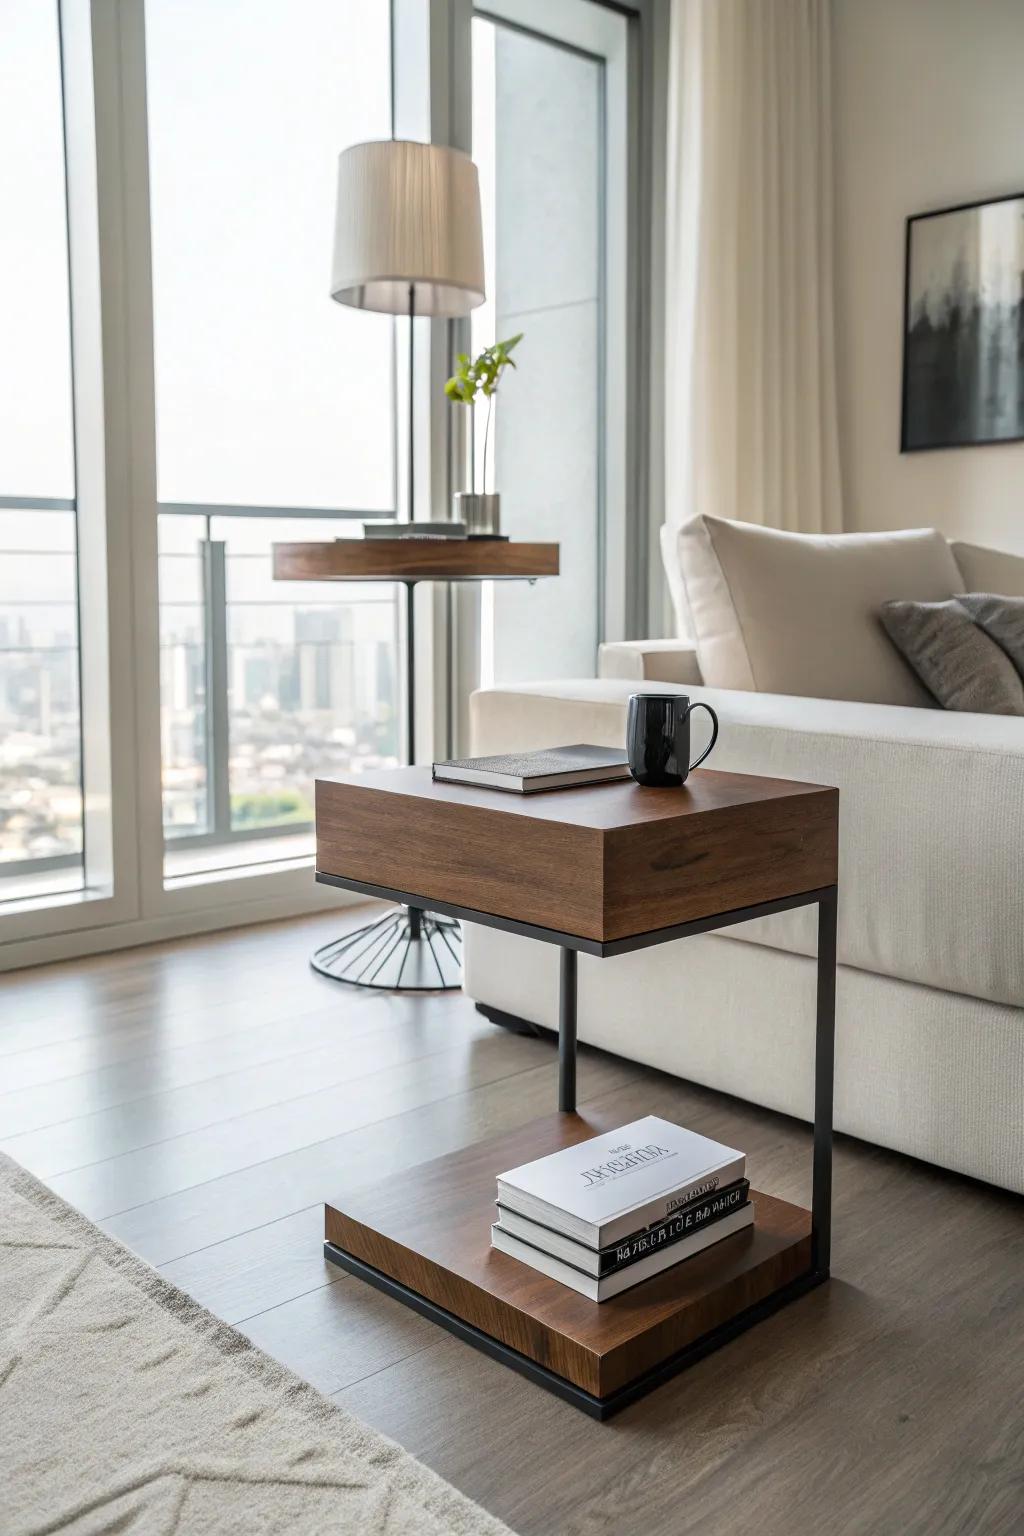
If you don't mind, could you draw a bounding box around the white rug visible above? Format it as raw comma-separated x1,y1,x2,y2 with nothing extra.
0,1153,514,1535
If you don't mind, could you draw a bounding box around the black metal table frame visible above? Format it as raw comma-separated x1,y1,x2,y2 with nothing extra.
318,868,838,1418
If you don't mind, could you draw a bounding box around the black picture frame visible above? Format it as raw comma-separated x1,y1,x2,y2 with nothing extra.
900,189,1024,453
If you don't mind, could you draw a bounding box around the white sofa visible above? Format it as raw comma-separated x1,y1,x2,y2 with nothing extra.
463,519,1024,1195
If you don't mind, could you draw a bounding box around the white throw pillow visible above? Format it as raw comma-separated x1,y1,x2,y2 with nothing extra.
670,515,965,705
950,541,1024,599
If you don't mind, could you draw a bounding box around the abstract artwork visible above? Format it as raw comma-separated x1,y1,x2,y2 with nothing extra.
901,192,1024,451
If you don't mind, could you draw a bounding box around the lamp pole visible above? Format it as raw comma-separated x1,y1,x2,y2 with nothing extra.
317,138,485,989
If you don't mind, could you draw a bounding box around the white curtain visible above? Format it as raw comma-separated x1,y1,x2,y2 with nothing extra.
665,0,843,541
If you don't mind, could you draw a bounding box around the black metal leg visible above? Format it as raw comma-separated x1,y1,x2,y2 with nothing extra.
320,879,839,1415
559,947,577,1112
811,885,837,1275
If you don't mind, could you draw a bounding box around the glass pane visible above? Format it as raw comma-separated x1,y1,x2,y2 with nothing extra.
0,1,75,499
158,514,208,839
146,0,394,510
0,511,83,873
0,2,82,898
216,519,399,836
473,18,603,682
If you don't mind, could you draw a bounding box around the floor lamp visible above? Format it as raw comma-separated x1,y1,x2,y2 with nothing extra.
311,139,485,990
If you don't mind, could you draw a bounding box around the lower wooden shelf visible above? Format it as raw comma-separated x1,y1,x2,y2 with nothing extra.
324,1109,816,1416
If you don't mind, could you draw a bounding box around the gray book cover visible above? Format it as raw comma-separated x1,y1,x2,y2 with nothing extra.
433,744,628,793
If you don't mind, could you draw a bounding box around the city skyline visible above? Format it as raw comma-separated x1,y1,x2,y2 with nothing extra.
2,512,399,874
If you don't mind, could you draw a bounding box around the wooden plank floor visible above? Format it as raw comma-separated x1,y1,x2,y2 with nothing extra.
1,909,1021,1536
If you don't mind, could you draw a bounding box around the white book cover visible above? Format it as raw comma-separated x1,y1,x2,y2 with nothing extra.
496,1117,745,1248
490,1204,755,1302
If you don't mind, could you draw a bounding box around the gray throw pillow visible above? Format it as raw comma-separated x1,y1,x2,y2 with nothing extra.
955,592,1024,680
879,598,1024,715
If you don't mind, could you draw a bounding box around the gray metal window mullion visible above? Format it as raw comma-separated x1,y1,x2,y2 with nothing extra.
166,820,313,851
201,539,232,839
0,496,77,511
0,852,80,877
158,502,393,520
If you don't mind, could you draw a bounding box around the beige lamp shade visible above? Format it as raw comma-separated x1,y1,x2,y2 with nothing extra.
331,139,485,317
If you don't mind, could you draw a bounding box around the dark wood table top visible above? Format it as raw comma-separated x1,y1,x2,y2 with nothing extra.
272,539,559,582
315,766,839,945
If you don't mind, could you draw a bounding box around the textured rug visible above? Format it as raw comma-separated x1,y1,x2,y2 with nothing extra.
0,1153,513,1535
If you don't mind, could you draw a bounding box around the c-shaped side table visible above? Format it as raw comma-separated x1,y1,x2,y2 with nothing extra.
313,764,839,1417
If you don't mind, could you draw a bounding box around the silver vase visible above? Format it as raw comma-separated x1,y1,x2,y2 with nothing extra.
454,491,501,538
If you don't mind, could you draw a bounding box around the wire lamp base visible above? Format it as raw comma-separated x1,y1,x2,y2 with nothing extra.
310,906,462,991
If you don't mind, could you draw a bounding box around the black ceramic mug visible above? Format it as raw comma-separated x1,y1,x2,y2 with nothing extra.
626,693,719,787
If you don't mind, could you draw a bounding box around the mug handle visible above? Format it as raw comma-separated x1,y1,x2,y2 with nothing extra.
686,701,719,770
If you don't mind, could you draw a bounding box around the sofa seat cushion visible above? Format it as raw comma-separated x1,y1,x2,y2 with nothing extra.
469,678,1024,1008
666,515,965,706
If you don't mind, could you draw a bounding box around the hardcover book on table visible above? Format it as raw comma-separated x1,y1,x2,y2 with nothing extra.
361,520,468,539
432,744,629,793
491,1203,754,1301
495,1178,751,1278
495,1116,746,1249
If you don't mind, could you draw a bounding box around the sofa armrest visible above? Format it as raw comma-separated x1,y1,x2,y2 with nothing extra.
598,639,702,686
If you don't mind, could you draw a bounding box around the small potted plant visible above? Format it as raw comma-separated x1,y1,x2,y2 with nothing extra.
445,332,523,536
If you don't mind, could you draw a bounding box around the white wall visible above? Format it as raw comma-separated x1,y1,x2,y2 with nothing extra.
833,0,1024,551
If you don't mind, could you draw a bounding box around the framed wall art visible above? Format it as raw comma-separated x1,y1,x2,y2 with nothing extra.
901,191,1024,451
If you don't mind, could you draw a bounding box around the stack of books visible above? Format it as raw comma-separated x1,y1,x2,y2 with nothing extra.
491,1116,751,1301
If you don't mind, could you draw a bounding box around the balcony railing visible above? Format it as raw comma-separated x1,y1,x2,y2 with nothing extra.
0,501,84,896
157,504,401,875
0,500,404,896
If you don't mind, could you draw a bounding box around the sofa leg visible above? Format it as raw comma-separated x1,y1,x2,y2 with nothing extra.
475,1002,554,1041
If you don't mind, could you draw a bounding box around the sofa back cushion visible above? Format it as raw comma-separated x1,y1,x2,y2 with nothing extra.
672,515,965,705
950,540,1024,598
659,522,695,638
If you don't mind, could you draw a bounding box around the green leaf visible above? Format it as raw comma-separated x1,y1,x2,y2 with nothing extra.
443,331,525,409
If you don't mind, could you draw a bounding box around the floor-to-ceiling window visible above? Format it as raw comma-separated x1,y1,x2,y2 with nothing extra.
470,0,629,688
0,0,660,966
0,0,83,904
145,0,399,877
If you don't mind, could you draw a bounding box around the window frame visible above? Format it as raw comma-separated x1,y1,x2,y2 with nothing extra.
146,1,404,870
0,1,84,897
445,0,666,753
0,0,136,946
0,0,664,969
